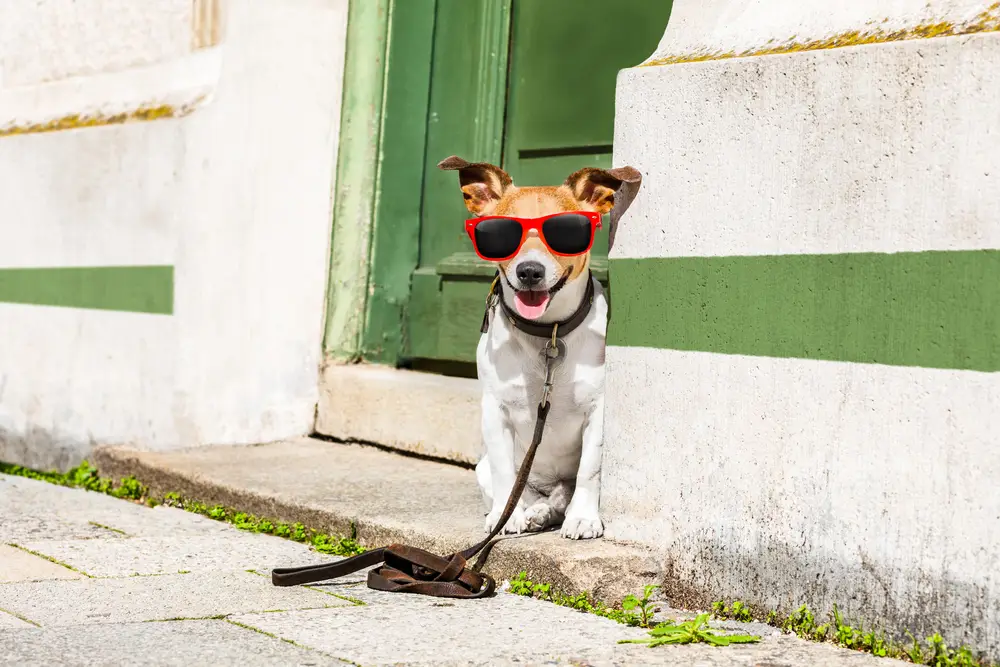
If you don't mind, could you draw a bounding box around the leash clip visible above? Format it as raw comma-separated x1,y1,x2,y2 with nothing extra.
540,323,560,407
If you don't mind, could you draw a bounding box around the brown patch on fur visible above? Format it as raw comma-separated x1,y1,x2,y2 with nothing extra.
494,188,590,278
564,166,642,215
438,156,513,215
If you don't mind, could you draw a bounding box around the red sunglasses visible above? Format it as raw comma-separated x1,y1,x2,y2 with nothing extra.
465,211,602,262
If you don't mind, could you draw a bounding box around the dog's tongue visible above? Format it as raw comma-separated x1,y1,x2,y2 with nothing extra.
515,290,549,319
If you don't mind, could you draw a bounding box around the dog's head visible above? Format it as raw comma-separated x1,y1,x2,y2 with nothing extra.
439,156,641,321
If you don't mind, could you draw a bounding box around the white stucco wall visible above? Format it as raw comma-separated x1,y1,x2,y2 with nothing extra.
0,0,348,470
606,0,1000,657
0,0,225,134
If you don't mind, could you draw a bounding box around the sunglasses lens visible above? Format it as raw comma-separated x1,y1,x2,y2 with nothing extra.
542,213,594,255
473,218,523,260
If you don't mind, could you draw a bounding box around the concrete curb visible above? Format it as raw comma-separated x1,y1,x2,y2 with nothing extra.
91,439,662,604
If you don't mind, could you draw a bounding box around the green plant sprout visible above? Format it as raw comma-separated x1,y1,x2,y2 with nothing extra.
712,599,753,623
620,613,761,648
622,584,660,628
712,598,993,666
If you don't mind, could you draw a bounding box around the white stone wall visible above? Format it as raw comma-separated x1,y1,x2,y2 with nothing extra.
0,0,349,469
606,0,1000,656
0,0,226,134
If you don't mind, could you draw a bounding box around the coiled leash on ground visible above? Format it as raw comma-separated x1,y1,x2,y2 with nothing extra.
271,272,595,599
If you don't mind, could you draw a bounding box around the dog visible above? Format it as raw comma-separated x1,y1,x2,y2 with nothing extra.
439,156,642,540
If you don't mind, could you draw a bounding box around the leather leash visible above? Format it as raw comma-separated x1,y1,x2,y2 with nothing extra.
271,274,596,599
271,402,549,598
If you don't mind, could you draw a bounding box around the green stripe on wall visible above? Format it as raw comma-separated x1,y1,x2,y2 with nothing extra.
608,250,1000,371
0,266,173,314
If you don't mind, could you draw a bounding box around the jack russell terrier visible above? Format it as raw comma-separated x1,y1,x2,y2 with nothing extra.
439,156,642,540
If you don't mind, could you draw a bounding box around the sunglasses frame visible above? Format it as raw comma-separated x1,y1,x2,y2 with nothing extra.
465,211,603,262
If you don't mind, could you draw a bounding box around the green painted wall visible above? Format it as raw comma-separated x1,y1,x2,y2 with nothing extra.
0,266,173,314
608,250,1000,371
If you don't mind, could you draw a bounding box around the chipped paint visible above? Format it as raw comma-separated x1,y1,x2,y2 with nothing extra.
642,2,1000,67
0,98,205,138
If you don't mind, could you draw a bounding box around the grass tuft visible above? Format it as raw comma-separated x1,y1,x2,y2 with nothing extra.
508,571,657,628
712,599,993,666
0,460,365,559
620,613,760,648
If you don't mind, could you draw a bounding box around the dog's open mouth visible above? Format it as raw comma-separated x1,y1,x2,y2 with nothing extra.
509,269,570,320
514,290,550,319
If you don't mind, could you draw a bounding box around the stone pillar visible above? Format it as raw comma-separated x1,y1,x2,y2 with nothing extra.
604,0,1000,655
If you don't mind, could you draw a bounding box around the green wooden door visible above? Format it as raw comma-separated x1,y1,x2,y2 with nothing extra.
388,0,672,371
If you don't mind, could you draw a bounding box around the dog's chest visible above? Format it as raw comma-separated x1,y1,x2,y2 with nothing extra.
498,356,600,474
478,306,606,441
491,346,602,413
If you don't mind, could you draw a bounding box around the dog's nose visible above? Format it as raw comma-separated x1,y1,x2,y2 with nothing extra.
515,261,546,287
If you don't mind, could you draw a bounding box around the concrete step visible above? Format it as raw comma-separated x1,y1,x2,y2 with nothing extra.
92,437,661,603
316,363,482,465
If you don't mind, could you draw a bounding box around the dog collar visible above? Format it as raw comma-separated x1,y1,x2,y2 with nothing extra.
480,270,595,338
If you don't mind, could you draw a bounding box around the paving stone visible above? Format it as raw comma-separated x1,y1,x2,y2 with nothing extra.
0,570,350,626
0,473,232,540
427,633,910,666
0,514,122,542
231,593,648,665
70,503,235,539
0,544,85,582
16,533,336,578
232,591,908,667
0,619,346,666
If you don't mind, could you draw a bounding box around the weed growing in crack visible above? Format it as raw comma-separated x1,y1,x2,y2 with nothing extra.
712,599,753,623
111,475,146,500
921,633,982,667
158,493,364,557
783,603,828,642
507,571,650,627
622,585,661,629
87,521,129,536
712,599,993,666
0,460,365,558
620,613,760,648
8,544,93,578
0,460,145,499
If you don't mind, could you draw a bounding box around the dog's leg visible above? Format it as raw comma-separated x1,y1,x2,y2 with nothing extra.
561,395,604,539
481,394,529,535
524,481,572,532
475,457,493,514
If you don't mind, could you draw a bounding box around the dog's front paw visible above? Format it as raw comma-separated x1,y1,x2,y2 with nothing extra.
523,502,557,532
560,513,604,540
485,506,529,535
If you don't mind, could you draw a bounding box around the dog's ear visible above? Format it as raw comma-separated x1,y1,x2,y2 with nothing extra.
564,166,642,215
438,156,513,215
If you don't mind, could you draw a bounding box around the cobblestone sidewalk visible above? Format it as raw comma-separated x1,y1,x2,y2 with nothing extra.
0,472,905,666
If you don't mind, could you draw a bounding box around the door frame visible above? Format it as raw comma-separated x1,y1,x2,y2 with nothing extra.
322,0,391,362
323,0,512,366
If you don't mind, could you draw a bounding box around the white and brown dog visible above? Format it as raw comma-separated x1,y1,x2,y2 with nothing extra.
439,156,641,540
